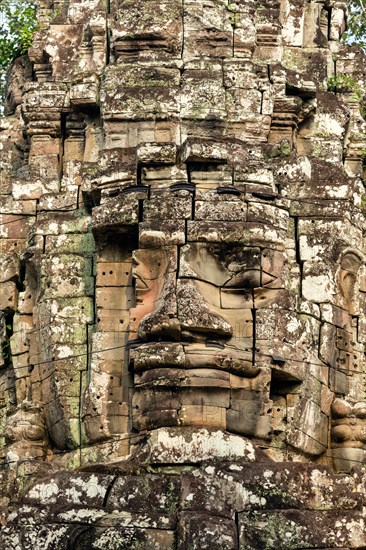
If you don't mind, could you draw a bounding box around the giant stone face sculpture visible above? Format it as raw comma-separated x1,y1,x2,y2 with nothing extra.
1,0,366,547
88,145,365,465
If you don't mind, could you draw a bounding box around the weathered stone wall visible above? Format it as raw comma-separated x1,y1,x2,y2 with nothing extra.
1,0,366,547
3,430,366,549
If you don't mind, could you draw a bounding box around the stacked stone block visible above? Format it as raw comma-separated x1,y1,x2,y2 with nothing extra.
0,0,366,547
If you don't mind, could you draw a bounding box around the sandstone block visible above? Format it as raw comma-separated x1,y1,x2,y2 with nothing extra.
177,512,237,550
0,281,17,311
96,261,132,287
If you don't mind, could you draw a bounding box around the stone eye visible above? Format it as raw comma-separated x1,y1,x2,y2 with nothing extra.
224,269,261,289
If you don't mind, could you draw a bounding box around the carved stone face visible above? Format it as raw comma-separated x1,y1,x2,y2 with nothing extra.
331,398,366,471
127,190,291,437
5,404,48,463
102,174,363,461
2,0,363,477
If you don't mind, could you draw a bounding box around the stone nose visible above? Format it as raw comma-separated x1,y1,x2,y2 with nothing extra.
138,276,232,342
177,279,232,339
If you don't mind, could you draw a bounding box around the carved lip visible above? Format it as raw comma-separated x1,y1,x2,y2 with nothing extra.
129,341,259,378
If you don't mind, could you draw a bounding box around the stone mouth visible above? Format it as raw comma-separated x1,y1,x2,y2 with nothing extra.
129,341,259,378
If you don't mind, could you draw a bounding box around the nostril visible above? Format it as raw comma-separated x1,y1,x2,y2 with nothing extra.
138,309,181,342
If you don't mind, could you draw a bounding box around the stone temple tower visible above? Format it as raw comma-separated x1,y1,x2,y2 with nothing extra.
1,0,366,547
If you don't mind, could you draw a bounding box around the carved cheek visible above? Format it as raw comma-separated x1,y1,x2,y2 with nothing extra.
132,249,163,283
129,279,164,339
134,272,162,305
130,248,176,338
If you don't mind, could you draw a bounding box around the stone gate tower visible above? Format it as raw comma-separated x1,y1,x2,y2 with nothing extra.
1,0,366,547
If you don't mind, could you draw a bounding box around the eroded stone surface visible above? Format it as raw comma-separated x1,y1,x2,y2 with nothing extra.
1,0,366,546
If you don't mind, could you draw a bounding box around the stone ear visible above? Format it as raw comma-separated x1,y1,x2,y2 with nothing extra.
337,251,362,314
